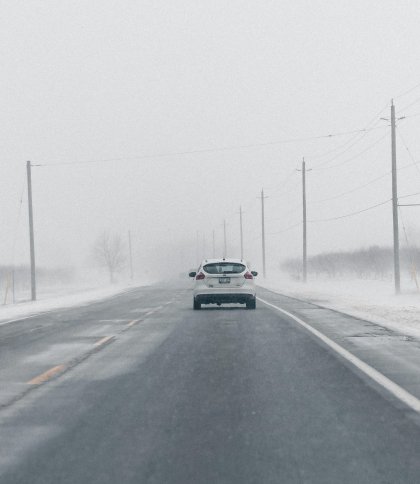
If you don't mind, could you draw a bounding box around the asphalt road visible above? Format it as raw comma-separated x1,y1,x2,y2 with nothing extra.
0,284,419,483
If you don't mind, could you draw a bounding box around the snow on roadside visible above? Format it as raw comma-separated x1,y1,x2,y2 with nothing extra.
0,283,147,325
259,275,420,340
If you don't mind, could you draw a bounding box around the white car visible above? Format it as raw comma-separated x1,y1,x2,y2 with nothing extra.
189,258,258,310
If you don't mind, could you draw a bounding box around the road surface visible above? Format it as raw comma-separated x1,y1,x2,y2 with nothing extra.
0,284,419,483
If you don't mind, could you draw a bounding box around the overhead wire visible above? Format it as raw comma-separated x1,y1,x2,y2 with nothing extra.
397,97,420,114
309,152,420,206
266,204,302,224
403,112,420,119
213,93,420,253
310,171,391,204
395,81,420,100
29,89,420,263
399,190,420,200
34,126,391,168
308,102,389,161
264,169,297,193
397,130,420,177
267,221,302,236
267,178,301,199
11,175,26,267
306,97,415,171
308,198,391,223
311,132,388,172
310,128,373,167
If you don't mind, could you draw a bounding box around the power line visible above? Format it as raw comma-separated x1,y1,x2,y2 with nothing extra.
397,130,420,177
264,169,297,193
395,81,420,100
266,203,302,223
309,103,390,161
404,112,420,119
308,198,391,223
267,179,301,200
310,151,420,206
397,97,420,114
399,190,420,200
11,175,26,265
267,221,302,236
312,132,388,172
310,129,373,168
310,171,391,203
34,126,391,167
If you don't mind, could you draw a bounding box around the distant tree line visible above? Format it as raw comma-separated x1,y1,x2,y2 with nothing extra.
281,246,420,280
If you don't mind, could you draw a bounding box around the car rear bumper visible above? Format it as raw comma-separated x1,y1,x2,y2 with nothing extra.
194,291,255,305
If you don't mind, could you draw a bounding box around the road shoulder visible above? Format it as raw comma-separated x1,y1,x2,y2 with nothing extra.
257,287,420,412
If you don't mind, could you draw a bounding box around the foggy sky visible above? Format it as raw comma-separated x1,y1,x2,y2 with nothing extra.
1,1,420,279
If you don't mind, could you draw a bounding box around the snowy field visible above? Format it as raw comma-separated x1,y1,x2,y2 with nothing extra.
259,275,420,340
0,283,146,326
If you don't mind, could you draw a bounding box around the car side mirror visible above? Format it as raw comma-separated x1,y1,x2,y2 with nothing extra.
251,271,258,277
189,271,197,278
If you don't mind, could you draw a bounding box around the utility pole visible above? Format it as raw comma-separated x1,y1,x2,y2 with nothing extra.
302,158,307,283
260,189,267,278
212,229,216,258
223,220,227,258
391,100,401,294
239,206,244,260
297,159,311,282
128,230,133,281
26,161,36,301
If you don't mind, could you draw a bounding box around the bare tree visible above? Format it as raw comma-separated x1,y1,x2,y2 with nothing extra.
93,231,125,283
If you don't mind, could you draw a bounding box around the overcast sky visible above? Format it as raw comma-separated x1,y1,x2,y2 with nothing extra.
1,0,420,278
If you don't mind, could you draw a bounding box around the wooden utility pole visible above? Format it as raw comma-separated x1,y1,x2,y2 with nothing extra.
26,161,36,301
212,229,215,258
391,100,401,294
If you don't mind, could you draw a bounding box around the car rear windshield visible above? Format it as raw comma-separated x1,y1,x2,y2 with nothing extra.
203,262,246,274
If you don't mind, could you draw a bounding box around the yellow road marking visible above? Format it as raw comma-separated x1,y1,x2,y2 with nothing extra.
28,365,66,385
94,336,113,346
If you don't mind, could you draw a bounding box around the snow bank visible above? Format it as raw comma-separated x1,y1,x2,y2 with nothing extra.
0,283,146,326
259,275,420,340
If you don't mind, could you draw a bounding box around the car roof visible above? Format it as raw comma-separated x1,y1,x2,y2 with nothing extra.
201,258,246,264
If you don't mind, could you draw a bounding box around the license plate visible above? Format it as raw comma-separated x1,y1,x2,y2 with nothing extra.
219,277,230,284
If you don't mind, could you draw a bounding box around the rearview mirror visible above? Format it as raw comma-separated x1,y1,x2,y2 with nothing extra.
189,271,197,278
251,271,258,277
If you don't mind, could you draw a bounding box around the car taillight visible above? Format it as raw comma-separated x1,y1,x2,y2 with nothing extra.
196,272,205,280
244,271,253,279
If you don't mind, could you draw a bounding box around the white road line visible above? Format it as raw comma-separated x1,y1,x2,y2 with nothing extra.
258,297,420,414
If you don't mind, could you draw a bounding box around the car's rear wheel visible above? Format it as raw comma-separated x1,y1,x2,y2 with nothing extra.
246,298,256,309
193,298,201,310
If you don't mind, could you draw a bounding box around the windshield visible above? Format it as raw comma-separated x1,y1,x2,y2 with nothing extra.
203,262,246,274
